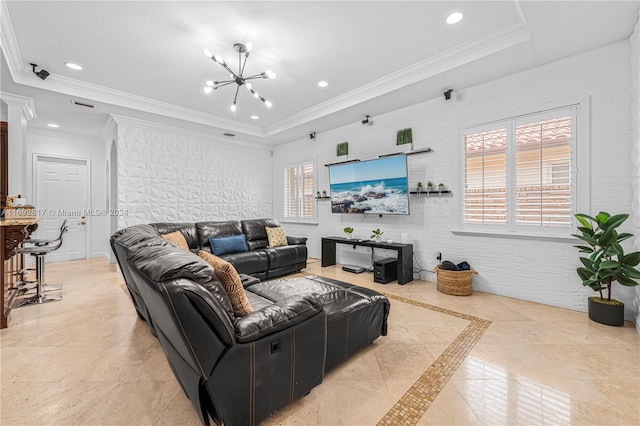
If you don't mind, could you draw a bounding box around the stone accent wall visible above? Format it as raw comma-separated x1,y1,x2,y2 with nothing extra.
116,122,273,228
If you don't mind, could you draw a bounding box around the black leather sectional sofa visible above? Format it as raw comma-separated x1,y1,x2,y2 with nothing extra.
110,220,390,426
150,218,308,280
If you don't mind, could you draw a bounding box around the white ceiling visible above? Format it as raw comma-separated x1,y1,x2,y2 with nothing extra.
1,1,638,145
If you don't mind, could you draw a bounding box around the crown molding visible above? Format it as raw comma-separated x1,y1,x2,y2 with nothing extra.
0,0,23,81
264,20,531,136
513,0,527,26
110,114,270,151
0,91,36,119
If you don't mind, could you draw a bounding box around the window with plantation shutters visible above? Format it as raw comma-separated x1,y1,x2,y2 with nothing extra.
515,114,572,227
462,105,582,236
283,161,315,220
464,126,508,224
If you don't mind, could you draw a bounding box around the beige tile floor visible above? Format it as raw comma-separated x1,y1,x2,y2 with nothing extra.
1,258,638,425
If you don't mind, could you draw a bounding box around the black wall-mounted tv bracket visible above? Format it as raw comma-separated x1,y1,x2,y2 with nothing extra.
362,212,384,218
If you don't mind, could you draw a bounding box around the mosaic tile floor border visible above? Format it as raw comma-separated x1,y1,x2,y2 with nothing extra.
376,292,492,426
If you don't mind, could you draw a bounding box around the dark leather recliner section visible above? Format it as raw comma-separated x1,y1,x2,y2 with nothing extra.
113,231,326,426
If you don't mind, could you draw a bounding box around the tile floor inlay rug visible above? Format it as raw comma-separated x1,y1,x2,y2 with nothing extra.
376,293,492,425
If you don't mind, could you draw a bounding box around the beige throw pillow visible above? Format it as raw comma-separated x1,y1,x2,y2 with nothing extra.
161,231,189,250
266,226,287,248
198,251,254,317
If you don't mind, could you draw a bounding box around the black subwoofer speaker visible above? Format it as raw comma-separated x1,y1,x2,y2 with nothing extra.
374,258,397,284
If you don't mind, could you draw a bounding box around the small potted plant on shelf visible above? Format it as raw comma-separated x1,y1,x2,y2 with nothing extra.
416,182,423,196
371,228,384,242
426,181,434,197
343,226,354,239
573,211,640,326
438,182,445,196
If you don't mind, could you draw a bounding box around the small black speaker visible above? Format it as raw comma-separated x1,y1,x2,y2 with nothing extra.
374,258,397,284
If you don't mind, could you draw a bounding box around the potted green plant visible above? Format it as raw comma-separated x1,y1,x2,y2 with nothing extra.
343,226,354,239
426,181,434,191
573,212,640,326
371,228,384,242
416,182,423,196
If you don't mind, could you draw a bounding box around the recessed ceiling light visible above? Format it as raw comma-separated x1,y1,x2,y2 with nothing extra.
250,115,259,120
64,62,82,70
47,123,59,128
446,12,463,25
318,81,329,88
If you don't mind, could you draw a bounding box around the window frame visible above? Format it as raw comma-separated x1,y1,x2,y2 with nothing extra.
455,97,590,240
282,159,316,224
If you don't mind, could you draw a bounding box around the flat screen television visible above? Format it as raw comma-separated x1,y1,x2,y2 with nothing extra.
329,155,409,215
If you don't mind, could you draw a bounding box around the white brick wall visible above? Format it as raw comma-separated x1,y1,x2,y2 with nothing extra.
116,124,273,228
630,15,640,334
274,41,638,320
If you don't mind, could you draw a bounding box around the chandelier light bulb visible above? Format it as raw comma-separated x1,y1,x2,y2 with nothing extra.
206,80,214,87
214,55,225,64
253,91,259,98
245,83,252,90
230,103,237,112
204,86,213,94
245,42,253,52
203,49,212,57
265,100,273,108
265,69,276,79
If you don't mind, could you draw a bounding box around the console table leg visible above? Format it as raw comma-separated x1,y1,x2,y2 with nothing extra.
397,246,413,285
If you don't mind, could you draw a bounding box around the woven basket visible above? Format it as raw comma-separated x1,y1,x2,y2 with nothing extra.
432,265,477,296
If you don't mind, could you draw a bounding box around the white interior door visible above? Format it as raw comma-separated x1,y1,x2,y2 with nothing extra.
34,155,89,262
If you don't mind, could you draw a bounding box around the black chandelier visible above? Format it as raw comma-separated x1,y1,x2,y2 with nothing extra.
203,42,276,112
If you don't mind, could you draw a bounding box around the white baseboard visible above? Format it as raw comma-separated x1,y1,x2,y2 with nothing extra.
90,251,107,259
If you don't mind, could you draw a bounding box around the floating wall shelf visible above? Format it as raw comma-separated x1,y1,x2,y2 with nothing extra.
324,159,360,167
410,190,452,195
379,148,432,158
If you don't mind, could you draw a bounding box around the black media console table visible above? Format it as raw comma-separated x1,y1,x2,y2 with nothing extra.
321,237,414,284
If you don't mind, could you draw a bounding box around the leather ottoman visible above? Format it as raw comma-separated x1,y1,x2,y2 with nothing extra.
245,275,390,372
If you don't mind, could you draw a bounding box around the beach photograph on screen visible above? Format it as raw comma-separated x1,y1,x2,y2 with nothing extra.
329,156,409,214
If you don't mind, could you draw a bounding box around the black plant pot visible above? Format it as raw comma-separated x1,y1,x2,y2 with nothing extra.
588,297,624,326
